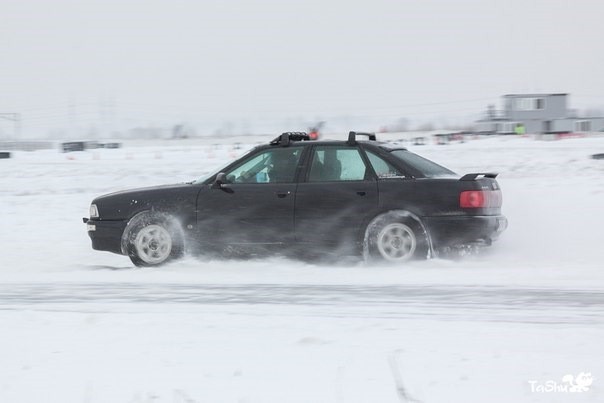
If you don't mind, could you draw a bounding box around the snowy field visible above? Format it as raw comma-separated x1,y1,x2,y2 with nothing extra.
1,134,603,402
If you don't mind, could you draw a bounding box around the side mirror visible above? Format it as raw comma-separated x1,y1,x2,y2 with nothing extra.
211,173,233,193
211,172,227,189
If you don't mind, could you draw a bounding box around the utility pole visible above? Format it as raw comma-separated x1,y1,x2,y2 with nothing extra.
98,97,116,138
0,113,21,139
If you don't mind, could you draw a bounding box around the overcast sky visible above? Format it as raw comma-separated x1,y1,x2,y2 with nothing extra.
1,0,603,136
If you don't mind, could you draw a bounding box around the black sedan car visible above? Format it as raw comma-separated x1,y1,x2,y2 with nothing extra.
83,132,507,266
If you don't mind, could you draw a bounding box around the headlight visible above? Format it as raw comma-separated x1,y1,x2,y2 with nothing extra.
90,204,99,218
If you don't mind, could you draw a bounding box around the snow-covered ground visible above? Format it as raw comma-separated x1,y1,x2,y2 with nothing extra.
1,134,603,402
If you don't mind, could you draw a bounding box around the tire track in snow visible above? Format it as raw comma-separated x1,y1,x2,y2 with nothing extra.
0,283,602,324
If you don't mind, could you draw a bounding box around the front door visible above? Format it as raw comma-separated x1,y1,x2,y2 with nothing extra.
197,147,303,245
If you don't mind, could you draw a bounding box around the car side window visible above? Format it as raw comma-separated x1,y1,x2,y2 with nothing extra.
365,150,405,179
225,148,301,184
308,147,368,182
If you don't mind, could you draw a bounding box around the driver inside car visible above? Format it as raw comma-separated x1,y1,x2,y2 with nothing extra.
267,150,298,183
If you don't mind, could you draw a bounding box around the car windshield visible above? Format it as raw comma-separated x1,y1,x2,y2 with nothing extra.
390,149,457,178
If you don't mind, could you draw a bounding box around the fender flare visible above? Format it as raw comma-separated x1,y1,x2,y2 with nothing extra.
362,210,435,260
120,210,185,255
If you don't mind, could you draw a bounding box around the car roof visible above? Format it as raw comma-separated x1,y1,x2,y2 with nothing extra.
266,132,407,150
269,139,407,151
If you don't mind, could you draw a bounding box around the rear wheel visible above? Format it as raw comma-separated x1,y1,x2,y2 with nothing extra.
366,217,428,263
125,214,184,267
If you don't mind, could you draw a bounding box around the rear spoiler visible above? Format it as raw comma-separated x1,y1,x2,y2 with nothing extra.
459,173,498,181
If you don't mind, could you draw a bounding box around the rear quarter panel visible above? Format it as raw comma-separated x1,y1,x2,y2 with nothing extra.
376,178,502,217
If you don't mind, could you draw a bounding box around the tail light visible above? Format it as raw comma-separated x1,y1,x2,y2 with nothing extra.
460,190,502,208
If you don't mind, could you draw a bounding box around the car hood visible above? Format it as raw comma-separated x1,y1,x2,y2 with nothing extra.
92,183,200,220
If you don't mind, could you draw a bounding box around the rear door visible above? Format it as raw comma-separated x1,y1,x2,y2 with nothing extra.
294,145,378,246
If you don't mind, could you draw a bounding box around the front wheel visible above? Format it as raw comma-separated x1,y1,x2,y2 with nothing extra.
366,218,428,263
125,214,184,267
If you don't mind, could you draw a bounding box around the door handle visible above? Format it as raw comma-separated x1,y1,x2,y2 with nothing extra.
276,191,291,198
356,191,367,196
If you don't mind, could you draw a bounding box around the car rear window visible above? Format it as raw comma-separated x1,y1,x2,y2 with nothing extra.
389,150,456,178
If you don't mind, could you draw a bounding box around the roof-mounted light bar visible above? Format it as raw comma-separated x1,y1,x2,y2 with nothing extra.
270,132,310,147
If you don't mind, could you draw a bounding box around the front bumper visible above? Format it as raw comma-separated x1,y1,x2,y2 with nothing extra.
83,217,127,255
423,215,507,249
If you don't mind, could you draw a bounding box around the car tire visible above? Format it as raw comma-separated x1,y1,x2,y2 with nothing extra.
366,216,428,263
125,213,184,267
